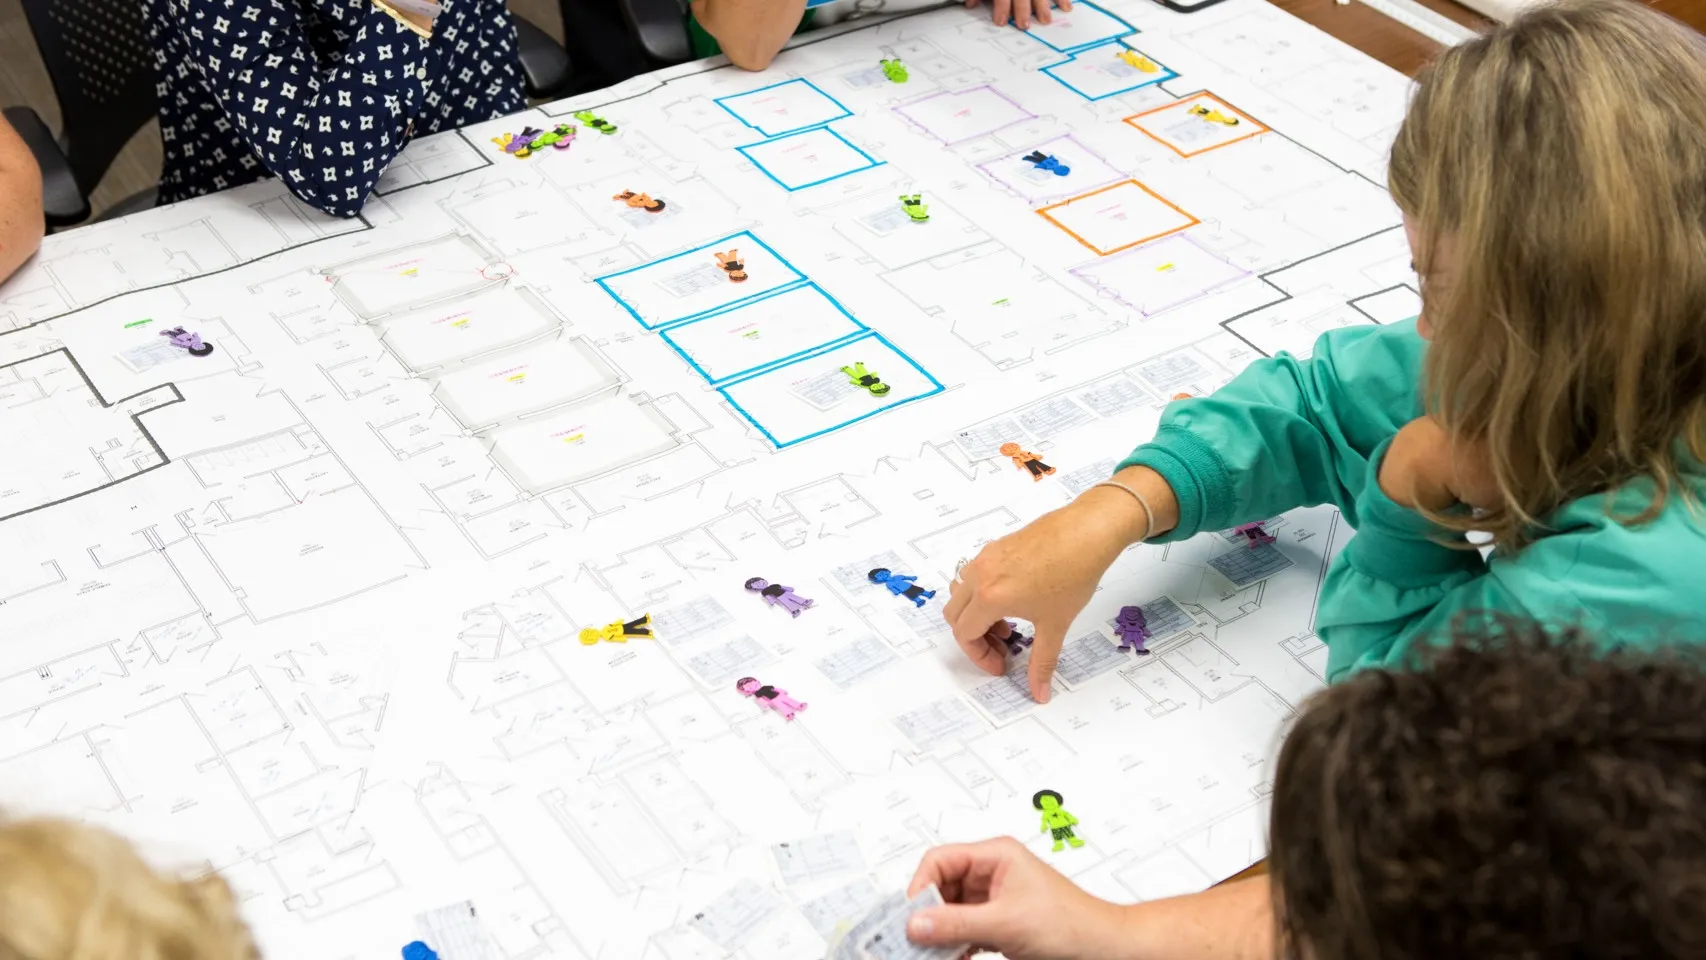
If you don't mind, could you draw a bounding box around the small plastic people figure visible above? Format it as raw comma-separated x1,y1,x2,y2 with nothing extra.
880,58,909,82
574,110,617,134
987,619,1032,656
578,614,653,644
1190,104,1240,126
745,577,814,618
1021,151,1071,176
1112,605,1150,655
841,362,890,396
1034,790,1085,852
736,677,807,720
530,126,567,150
547,123,576,149
998,442,1055,481
869,568,935,608
1233,521,1276,548
899,194,930,223
160,326,214,356
511,126,544,155
1117,49,1160,72
402,942,440,960
714,249,748,283
613,190,666,212
491,132,529,157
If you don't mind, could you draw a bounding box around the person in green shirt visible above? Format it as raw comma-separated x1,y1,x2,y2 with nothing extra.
944,0,1706,704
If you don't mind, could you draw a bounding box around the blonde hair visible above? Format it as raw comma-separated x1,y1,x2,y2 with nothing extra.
0,817,256,960
1389,0,1706,548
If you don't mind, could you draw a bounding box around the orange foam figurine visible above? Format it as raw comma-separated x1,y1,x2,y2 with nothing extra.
999,442,1055,482
714,249,748,283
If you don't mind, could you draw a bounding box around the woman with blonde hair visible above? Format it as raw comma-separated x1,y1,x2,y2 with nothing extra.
945,0,1706,705
0,817,255,960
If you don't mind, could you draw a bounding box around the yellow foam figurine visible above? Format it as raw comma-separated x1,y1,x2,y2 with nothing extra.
1190,104,1241,127
1117,49,1160,73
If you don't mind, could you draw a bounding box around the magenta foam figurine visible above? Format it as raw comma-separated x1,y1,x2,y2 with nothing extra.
736,677,807,720
745,577,814,618
1233,522,1276,548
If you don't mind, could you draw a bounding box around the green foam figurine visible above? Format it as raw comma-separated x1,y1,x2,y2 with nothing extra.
841,362,890,396
880,58,909,83
574,110,618,134
1034,789,1085,852
899,194,929,223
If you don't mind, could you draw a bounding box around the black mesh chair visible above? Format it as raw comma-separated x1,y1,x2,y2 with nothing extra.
15,0,570,227
557,0,687,93
17,0,158,226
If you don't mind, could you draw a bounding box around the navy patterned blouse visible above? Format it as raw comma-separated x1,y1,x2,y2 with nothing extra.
146,0,525,217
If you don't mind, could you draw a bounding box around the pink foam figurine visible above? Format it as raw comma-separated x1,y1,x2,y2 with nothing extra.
736,677,806,720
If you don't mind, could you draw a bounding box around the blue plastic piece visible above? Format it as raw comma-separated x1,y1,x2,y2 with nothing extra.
402,941,439,960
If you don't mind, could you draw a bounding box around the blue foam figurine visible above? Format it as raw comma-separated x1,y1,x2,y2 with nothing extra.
402,941,439,960
869,567,936,608
1021,150,1071,176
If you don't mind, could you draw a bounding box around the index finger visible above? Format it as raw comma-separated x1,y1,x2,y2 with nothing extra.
1026,624,1064,703
1013,0,1031,29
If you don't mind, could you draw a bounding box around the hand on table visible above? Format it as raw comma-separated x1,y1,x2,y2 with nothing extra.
905,838,1127,960
967,0,1072,30
945,466,1175,703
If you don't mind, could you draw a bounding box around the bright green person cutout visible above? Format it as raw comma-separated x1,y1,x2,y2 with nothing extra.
1034,789,1085,852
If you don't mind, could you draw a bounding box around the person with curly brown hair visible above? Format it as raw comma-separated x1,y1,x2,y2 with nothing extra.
901,621,1706,959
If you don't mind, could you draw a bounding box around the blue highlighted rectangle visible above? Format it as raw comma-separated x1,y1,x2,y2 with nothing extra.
738,127,884,192
1019,1,1136,53
1042,42,1177,101
593,231,806,330
715,78,854,139
660,283,867,385
718,331,945,449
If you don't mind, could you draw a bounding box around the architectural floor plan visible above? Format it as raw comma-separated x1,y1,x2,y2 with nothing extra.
0,1,1418,955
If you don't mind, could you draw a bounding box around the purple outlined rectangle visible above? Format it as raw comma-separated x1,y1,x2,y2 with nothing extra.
974,133,1124,204
1071,235,1251,317
892,86,1037,147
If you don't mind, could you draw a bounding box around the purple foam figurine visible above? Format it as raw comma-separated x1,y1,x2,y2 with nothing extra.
745,577,814,618
1233,522,1276,548
506,126,543,154
987,619,1033,656
736,677,807,720
1113,605,1150,655
160,326,214,357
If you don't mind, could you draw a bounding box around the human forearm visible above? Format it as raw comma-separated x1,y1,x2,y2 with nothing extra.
691,0,805,70
172,2,427,216
1100,877,1275,960
1071,464,1181,548
0,115,44,282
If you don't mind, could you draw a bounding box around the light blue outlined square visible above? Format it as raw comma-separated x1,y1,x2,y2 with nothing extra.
1041,41,1178,101
593,230,807,330
714,78,854,139
717,331,945,449
737,127,885,192
658,283,868,385
1018,1,1136,54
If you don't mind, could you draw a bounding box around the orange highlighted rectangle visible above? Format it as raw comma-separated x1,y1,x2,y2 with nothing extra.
1036,180,1200,257
1125,92,1269,159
